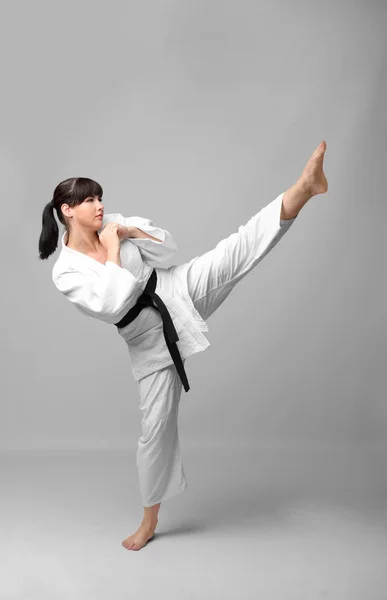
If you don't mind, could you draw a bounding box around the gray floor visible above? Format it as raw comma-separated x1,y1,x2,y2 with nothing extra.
2,442,387,599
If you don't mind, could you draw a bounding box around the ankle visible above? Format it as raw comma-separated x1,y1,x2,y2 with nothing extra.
141,517,158,529
281,181,312,219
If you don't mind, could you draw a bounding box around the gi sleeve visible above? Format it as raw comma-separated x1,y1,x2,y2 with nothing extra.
261,192,298,229
52,262,145,324
279,217,297,226
100,213,178,267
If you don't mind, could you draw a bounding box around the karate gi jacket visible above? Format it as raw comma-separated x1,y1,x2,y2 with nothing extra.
52,212,212,381
52,193,296,381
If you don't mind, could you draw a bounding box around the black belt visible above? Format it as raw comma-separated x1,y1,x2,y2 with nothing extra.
114,269,190,392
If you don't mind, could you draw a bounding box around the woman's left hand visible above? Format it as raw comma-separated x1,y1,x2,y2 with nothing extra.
116,224,134,240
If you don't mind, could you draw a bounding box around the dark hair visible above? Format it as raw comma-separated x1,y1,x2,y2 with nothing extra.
38,177,103,260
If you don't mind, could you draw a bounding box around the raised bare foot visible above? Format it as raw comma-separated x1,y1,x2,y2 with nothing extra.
122,520,158,551
300,140,328,196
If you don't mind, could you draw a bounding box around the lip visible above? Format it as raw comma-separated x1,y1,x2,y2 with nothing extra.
96,214,103,218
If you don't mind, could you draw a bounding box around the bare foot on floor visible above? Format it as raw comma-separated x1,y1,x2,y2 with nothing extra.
122,520,158,551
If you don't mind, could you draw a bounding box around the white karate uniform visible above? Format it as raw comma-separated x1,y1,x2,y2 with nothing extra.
52,191,297,507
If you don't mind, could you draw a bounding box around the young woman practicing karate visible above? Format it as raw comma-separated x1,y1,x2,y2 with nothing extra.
39,140,328,551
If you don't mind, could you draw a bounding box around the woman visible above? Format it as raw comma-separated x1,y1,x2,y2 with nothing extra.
39,141,328,551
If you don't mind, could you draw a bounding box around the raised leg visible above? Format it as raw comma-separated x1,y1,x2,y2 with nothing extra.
185,191,297,322
184,140,328,322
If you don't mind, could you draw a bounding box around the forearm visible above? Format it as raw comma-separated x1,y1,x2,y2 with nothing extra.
107,246,122,267
126,226,162,243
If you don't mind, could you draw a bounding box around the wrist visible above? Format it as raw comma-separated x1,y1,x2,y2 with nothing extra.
107,245,121,266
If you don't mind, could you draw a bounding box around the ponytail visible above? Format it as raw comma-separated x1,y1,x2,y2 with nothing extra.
38,200,59,260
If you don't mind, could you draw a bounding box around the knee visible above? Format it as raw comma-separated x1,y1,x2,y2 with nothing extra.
138,406,178,446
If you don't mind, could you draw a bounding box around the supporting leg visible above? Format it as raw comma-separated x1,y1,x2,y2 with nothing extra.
122,362,187,551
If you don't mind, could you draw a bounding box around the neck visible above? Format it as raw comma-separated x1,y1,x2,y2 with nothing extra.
65,228,102,253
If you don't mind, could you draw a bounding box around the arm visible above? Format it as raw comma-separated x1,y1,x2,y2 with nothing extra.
52,262,146,324
100,213,178,267
107,246,122,267
127,226,163,243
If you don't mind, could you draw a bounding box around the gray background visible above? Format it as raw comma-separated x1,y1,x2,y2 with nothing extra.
1,0,387,598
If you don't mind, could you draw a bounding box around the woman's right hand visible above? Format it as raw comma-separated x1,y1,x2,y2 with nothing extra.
99,222,121,251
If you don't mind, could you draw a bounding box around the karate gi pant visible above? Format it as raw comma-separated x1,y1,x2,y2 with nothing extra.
136,199,293,507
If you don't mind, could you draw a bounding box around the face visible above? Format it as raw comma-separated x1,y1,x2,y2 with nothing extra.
62,195,104,228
